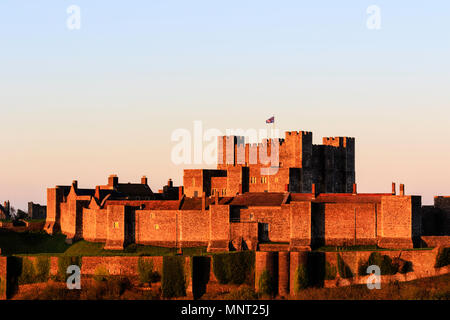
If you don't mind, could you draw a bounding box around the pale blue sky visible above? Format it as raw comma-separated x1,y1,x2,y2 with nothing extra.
1,1,449,209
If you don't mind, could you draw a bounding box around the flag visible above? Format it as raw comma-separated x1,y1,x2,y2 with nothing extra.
266,116,274,124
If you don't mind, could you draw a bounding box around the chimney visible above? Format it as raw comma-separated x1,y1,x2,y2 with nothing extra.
108,175,118,187
392,182,396,195
141,176,148,185
95,186,101,199
285,184,289,192
72,180,78,190
168,179,173,188
201,192,206,211
400,184,405,196
178,187,183,200
312,183,316,195
352,183,357,195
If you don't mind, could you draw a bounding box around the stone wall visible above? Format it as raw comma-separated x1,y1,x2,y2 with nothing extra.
317,202,378,246
379,196,419,248
239,206,290,243
0,256,6,300
255,251,277,293
135,210,177,246
179,210,210,246
289,202,311,249
105,205,126,250
421,236,450,248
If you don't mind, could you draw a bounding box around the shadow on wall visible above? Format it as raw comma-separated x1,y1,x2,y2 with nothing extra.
6,256,21,299
306,252,326,288
311,204,325,249
191,256,211,300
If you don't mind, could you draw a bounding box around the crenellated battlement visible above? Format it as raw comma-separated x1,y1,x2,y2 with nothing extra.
285,131,312,138
322,136,355,148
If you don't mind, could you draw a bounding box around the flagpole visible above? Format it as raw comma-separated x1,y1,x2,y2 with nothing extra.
272,114,275,139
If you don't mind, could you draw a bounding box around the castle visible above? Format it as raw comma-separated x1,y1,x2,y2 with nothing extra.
44,130,449,251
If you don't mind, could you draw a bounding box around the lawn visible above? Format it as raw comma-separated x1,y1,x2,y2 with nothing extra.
0,229,207,257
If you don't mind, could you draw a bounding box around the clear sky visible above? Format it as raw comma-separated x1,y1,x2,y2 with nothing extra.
1,1,449,210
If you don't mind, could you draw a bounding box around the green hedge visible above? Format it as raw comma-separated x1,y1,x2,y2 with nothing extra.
212,251,255,285
16,257,50,285
35,257,50,283
324,261,337,280
435,247,450,268
94,265,109,282
137,257,160,284
358,252,402,276
293,265,308,293
57,256,82,282
162,256,186,298
18,258,36,285
337,253,353,279
257,269,276,297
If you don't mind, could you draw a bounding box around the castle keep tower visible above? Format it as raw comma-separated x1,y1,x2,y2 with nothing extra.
184,130,355,197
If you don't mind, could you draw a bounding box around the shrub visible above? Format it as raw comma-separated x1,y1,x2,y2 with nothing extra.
212,251,255,285
392,257,413,274
257,269,275,297
359,252,399,276
324,261,337,280
336,253,353,279
212,254,228,284
35,257,50,282
19,258,36,284
57,256,81,282
434,247,450,268
224,286,258,300
137,257,160,284
293,265,308,293
161,256,186,298
94,265,109,282
16,257,51,284
105,277,132,297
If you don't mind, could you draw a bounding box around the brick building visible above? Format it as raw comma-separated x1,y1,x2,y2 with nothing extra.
44,130,448,250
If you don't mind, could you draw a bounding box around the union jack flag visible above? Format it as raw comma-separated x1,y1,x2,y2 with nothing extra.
266,116,274,124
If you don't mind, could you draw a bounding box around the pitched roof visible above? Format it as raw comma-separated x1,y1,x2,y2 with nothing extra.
75,188,96,197
227,192,287,207
290,193,391,204
143,200,180,210
115,183,154,197
104,200,180,210
180,197,212,210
